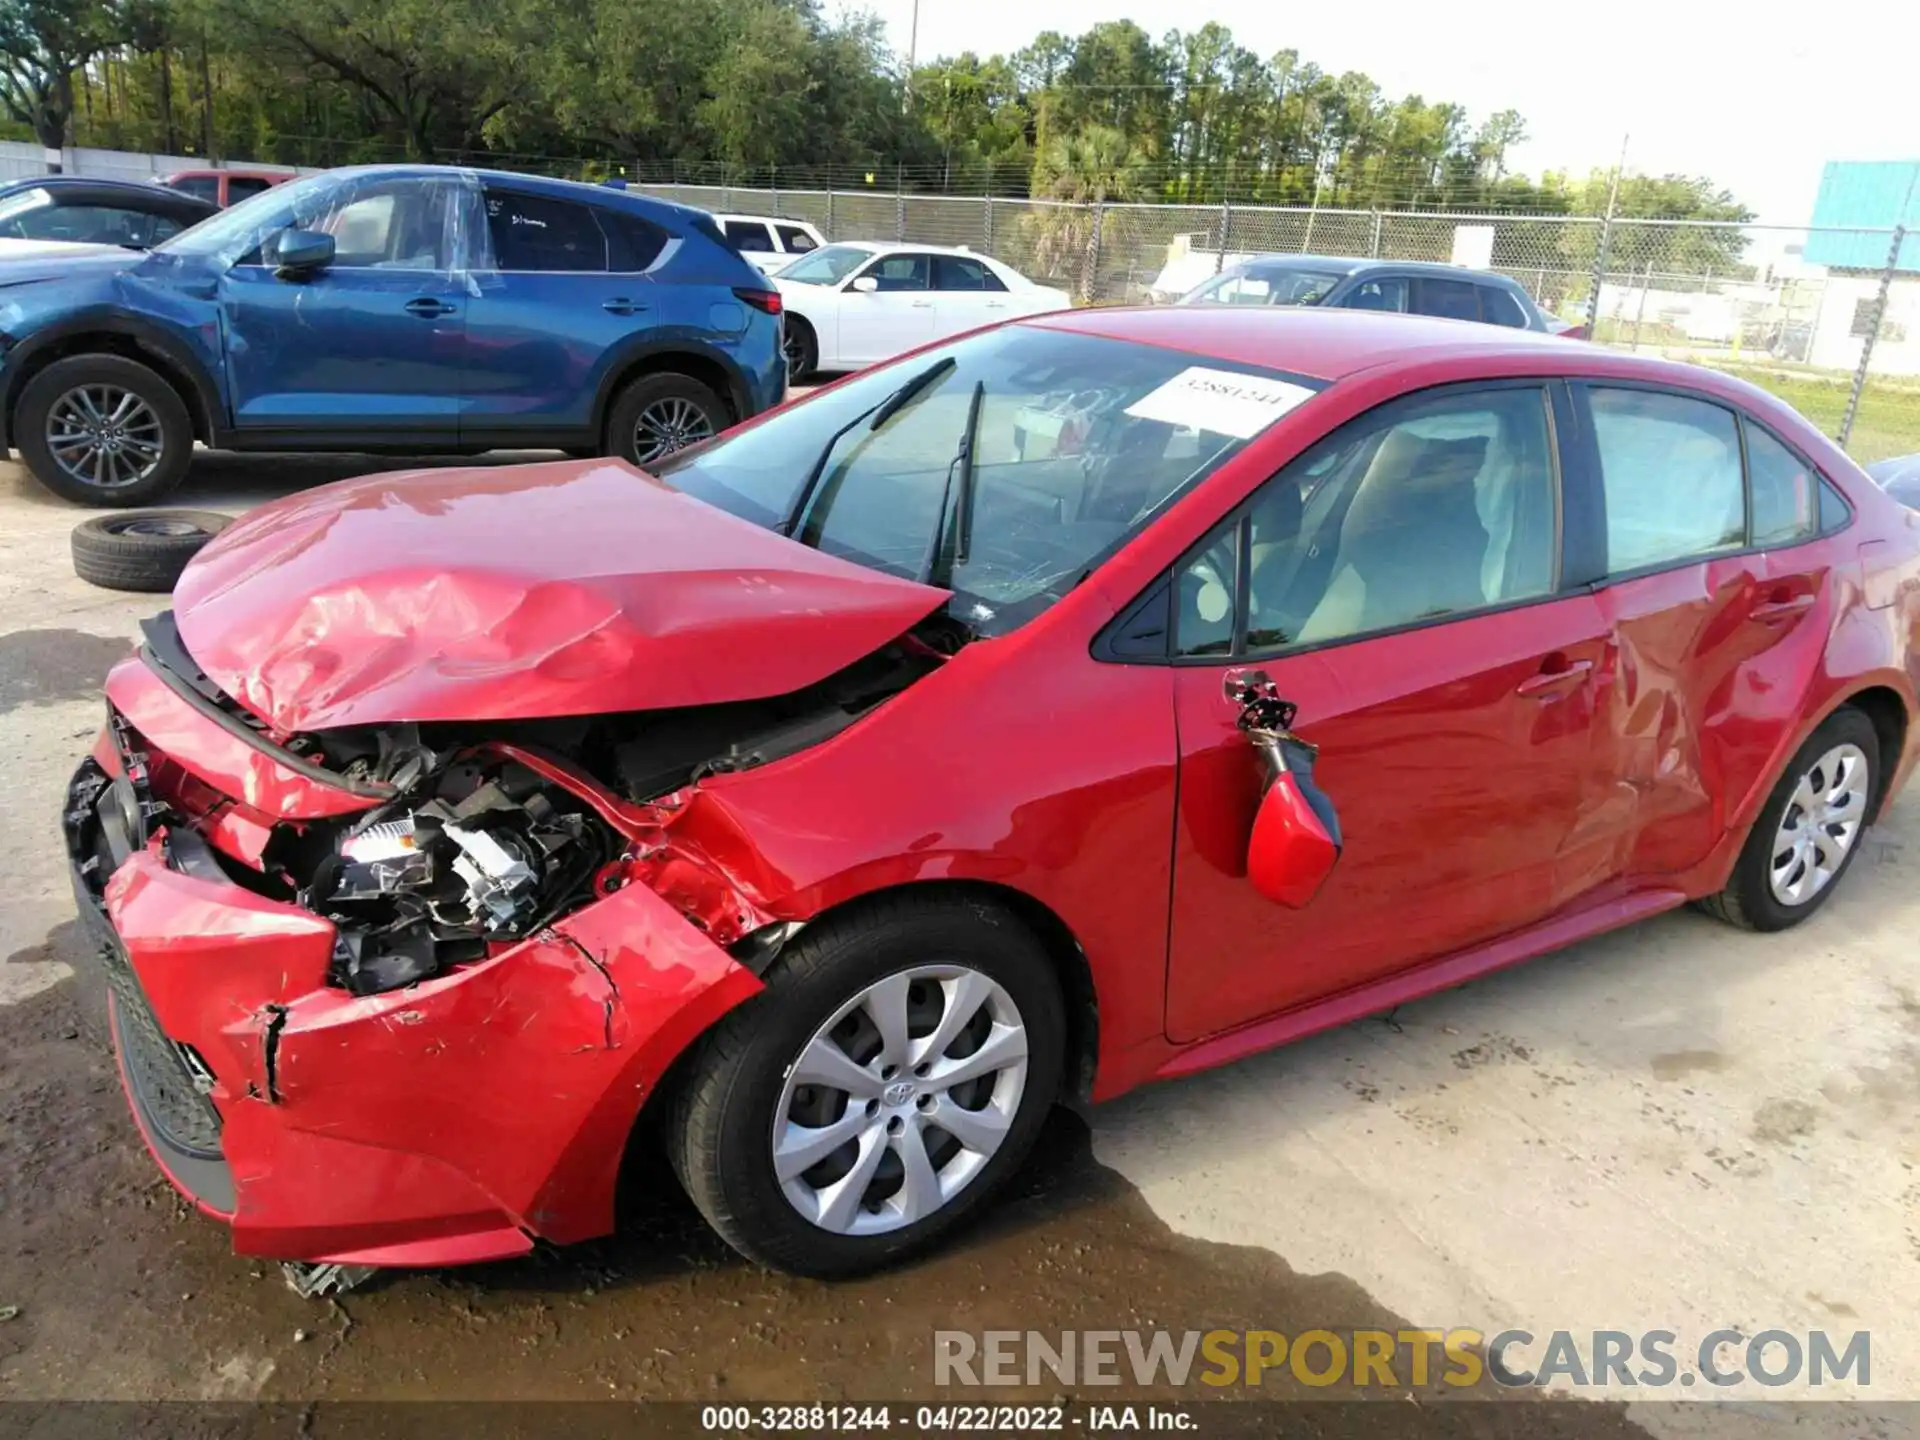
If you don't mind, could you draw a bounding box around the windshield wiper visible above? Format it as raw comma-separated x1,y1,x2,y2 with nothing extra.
922,379,986,590
778,356,957,539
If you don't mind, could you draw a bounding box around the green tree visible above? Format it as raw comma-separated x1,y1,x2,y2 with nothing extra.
0,0,130,147
1025,122,1149,300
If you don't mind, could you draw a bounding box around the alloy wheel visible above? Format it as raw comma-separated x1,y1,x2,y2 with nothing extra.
772,965,1030,1237
783,329,810,383
631,396,715,465
45,385,166,491
1768,742,1870,906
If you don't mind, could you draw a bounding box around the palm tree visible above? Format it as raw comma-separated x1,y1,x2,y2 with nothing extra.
1023,123,1149,302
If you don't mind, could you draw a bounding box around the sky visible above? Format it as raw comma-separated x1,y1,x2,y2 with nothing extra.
862,0,1918,226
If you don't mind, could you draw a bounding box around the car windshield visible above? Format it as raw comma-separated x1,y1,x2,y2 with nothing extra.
0,188,53,226
1184,264,1344,307
155,171,340,260
779,244,874,285
652,325,1322,636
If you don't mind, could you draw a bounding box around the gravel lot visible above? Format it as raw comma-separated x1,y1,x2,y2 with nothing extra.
0,444,1913,1438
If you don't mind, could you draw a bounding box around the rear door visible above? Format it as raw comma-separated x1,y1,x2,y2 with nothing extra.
459,186,665,444
1163,381,1613,1039
930,253,1013,333
838,252,939,365
1411,275,1485,324
1566,383,1844,891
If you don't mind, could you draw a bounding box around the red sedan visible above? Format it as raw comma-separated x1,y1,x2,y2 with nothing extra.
65,307,1920,1283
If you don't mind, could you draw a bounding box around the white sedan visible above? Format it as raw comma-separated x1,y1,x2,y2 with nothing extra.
774,242,1070,380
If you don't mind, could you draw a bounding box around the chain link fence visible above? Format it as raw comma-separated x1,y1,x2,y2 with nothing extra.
644,180,1920,465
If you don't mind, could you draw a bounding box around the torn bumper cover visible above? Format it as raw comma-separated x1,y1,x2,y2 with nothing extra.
63,755,763,1267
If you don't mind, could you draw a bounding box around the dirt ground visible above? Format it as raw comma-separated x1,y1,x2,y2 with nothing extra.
0,447,1914,1439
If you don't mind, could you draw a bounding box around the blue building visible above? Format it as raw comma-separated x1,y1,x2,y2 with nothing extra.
1799,160,1920,374
1803,161,1920,271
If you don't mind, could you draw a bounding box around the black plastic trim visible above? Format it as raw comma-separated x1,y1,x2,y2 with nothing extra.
136,644,396,800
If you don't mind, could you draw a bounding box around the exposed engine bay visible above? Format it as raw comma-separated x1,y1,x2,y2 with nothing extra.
301,755,615,995
131,610,954,998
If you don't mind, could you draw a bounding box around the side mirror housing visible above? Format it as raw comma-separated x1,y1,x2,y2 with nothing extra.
850,275,879,293
1246,756,1341,908
274,228,335,279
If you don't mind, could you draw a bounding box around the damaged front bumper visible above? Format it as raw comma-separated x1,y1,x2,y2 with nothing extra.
63,753,765,1268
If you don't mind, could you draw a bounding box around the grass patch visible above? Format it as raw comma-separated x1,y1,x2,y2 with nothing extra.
1697,363,1920,465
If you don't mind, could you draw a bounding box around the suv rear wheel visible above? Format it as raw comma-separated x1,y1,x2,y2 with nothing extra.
16,354,195,507
607,373,729,468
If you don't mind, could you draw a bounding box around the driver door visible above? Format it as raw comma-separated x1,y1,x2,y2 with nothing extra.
218,174,473,438
1164,381,1614,1040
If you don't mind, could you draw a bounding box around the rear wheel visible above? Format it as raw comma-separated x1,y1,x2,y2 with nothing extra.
1699,706,1880,931
666,894,1065,1276
783,316,818,384
17,354,195,506
606,373,728,468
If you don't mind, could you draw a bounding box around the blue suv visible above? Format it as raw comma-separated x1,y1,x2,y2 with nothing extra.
0,165,787,505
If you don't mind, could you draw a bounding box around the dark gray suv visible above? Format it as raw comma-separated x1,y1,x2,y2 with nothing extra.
1180,254,1586,337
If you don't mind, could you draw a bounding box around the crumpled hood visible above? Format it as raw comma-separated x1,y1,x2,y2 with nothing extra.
172,458,950,733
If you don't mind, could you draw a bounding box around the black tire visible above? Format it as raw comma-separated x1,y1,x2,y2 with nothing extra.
665,893,1066,1277
783,316,818,384
605,373,729,469
1698,706,1881,932
16,354,195,507
71,510,231,592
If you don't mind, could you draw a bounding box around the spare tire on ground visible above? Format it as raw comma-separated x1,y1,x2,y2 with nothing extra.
71,510,232,593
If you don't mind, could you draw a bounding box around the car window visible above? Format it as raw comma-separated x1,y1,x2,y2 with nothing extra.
723,220,775,252
775,224,817,253
300,180,459,269
483,190,608,271
1187,267,1341,307
1174,386,1559,657
1590,388,1745,573
169,176,219,204
653,324,1320,636
1746,421,1818,547
1414,277,1482,322
1819,479,1852,530
779,244,873,285
932,255,1006,291
863,254,930,291
1341,277,1409,313
227,177,274,203
600,210,669,271
1,201,160,247
1479,286,1532,328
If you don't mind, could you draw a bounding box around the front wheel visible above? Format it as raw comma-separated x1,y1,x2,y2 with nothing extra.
666,894,1065,1276
1699,706,1880,931
16,355,195,506
606,373,728,469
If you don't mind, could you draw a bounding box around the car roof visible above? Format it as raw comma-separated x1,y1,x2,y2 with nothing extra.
0,175,217,211
1236,253,1524,284
289,163,721,233
1026,306,1766,396
716,213,821,227
808,239,988,258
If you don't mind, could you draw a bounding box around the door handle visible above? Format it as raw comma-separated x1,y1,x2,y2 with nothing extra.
1752,590,1816,624
1516,657,1593,696
403,297,456,319
910,300,934,309
603,297,648,316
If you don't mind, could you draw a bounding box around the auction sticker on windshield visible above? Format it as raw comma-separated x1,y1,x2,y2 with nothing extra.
1124,367,1316,439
